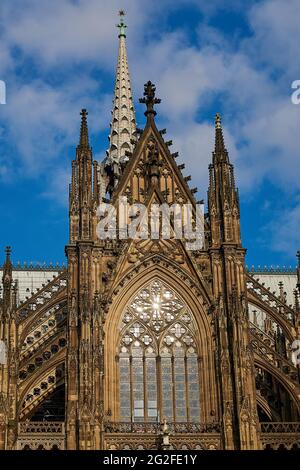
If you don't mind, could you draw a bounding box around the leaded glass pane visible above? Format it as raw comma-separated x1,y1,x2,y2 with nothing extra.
174,356,187,421
119,279,201,423
132,355,144,421
187,355,200,421
119,357,131,421
146,357,157,421
161,357,173,420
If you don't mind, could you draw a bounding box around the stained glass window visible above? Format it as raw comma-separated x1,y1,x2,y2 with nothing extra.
118,279,200,422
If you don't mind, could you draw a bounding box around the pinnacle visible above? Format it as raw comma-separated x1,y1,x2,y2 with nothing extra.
215,113,222,129
79,109,90,148
3,246,12,273
214,113,229,163
5,246,11,259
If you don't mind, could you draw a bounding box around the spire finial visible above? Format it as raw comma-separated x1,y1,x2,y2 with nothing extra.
214,112,228,162
139,81,161,118
215,113,222,129
3,246,12,286
79,109,89,148
117,10,127,38
5,246,11,259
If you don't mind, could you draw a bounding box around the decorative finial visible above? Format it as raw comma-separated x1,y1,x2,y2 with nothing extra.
79,109,89,148
214,112,228,161
3,246,12,286
139,81,161,118
5,246,11,258
117,10,127,38
215,113,222,129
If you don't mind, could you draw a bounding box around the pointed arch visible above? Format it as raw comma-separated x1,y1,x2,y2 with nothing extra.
117,279,201,422
256,395,281,422
121,142,130,151
17,351,66,420
104,264,217,423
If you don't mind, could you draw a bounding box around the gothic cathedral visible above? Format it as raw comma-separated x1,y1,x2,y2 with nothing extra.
0,13,299,450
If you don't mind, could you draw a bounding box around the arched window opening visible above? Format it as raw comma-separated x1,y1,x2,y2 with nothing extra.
118,279,200,423
29,383,65,422
255,366,299,422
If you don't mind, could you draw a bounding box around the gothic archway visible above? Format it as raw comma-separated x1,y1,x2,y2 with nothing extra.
104,268,217,424
118,278,201,422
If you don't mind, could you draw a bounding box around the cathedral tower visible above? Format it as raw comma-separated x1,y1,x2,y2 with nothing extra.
208,115,260,449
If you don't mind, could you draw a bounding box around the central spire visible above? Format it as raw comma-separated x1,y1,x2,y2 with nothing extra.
107,11,136,165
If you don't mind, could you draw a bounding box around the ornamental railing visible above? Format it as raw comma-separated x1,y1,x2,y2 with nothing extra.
0,263,66,271
18,421,65,434
104,422,220,434
260,422,300,433
246,266,297,274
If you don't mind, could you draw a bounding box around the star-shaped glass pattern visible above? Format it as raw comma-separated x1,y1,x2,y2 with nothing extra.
120,279,197,353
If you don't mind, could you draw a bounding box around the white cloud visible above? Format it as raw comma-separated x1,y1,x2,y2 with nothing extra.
248,0,300,77
41,167,70,207
266,197,300,257
2,0,122,68
8,83,76,170
0,52,114,182
130,26,298,195
0,0,299,259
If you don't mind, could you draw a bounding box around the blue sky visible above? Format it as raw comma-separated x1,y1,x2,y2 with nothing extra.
0,0,299,268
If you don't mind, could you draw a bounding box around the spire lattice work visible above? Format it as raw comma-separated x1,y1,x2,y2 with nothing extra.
107,11,136,164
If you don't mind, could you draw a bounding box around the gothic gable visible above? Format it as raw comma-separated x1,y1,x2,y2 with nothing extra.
112,113,199,210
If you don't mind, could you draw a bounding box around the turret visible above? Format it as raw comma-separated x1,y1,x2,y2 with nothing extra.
69,109,97,243
208,114,241,247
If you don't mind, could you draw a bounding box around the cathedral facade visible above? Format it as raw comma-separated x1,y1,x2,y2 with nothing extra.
0,14,299,450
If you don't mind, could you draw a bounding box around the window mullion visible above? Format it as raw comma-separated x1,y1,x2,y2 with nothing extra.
157,355,162,422
143,354,147,421
129,355,133,423
185,355,190,422
171,355,176,423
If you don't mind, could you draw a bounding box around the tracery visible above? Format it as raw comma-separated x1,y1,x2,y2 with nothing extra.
118,279,200,422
